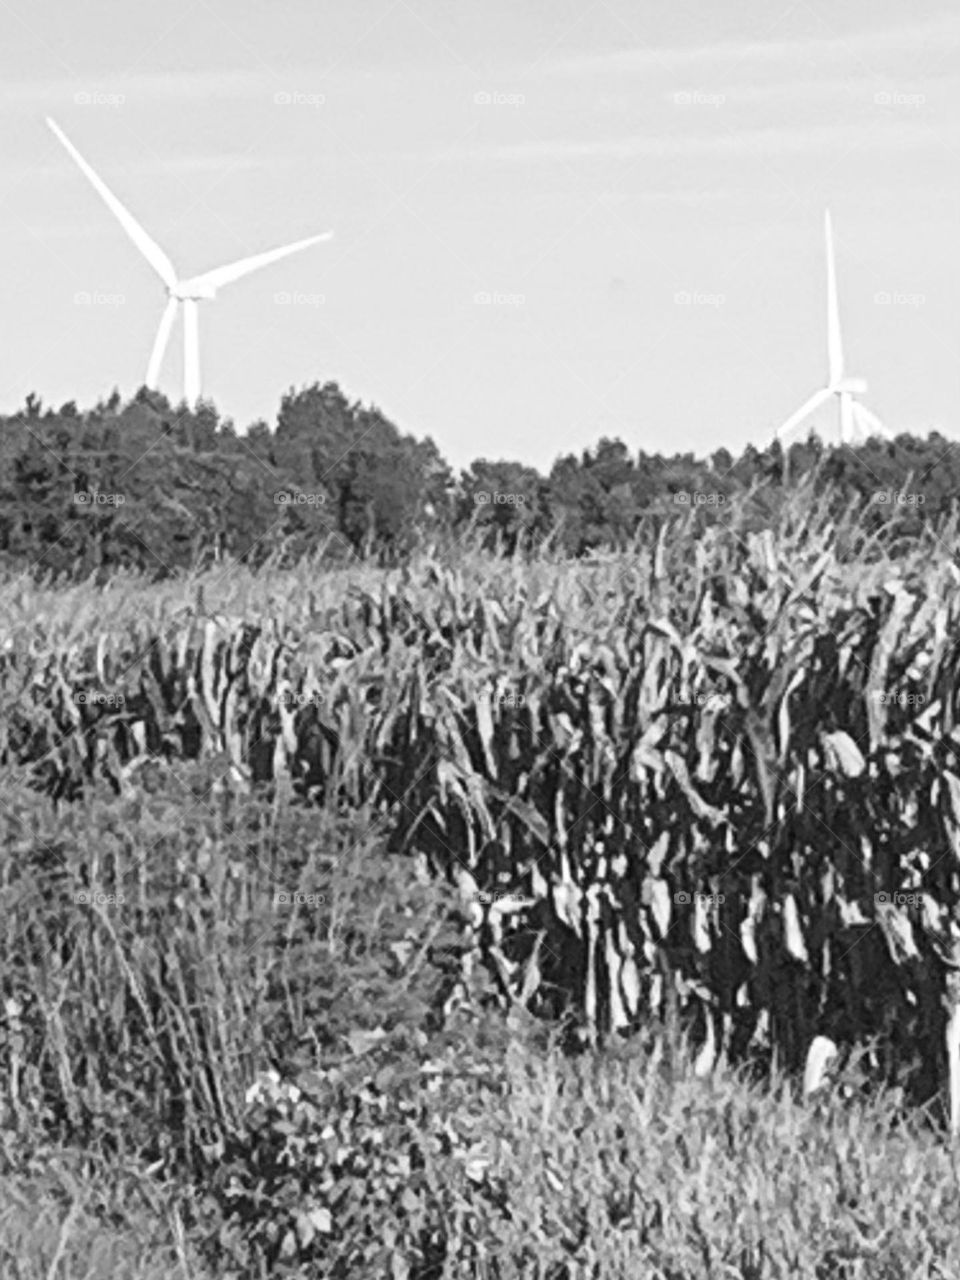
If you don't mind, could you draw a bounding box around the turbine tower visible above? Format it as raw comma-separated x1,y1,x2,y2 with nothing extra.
775,210,890,448
47,118,333,406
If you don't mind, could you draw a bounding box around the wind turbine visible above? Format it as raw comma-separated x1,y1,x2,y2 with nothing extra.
46,117,332,406
775,210,890,448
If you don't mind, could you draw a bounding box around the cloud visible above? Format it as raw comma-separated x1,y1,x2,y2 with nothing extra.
130,154,284,176
32,152,285,184
542,13,960,79
2,68,287,109
449,119,949,165
672,73,947,108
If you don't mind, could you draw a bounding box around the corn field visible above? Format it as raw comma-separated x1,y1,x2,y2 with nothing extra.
4,487,960,1112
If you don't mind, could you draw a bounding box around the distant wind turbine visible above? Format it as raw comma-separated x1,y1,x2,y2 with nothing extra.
47,117,333,406
775,210,890,448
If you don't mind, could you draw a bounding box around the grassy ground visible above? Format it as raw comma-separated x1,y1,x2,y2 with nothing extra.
0,1146,207,1279
4,1031,960,1277
1,764,959,1277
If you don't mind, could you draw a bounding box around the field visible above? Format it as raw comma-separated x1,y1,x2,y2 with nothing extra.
3,482,960,1277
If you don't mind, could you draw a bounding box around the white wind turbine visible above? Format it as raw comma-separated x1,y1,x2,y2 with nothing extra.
776,210,890,448
47,117,332,406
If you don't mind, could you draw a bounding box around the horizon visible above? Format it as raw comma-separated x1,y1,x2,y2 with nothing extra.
2,1,957,473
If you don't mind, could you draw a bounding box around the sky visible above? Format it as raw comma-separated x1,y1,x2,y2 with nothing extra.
1,0,958,473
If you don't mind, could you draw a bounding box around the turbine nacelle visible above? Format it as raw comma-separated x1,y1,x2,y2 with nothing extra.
833,376,867,396
174,279,220,302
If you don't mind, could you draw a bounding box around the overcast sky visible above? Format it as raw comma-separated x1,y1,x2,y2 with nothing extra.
1,1,957,471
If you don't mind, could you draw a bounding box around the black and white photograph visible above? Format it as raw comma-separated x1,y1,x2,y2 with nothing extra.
1,3,959,1276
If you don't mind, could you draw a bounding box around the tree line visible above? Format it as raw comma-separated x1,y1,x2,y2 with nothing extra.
0,383,955,581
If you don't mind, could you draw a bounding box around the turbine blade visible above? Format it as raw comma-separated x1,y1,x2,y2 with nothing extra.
850,401,889,440
190,230,333,294
825,209,844,386
46,117,178,290
183,299,200,405
776,387,833,441
839,391,854,443
146,296,178,387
